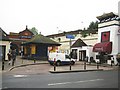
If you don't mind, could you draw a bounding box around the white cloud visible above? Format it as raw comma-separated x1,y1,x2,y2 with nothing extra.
0,0,119,35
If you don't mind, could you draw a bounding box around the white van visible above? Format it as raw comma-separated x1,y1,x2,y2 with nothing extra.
48,52,76,66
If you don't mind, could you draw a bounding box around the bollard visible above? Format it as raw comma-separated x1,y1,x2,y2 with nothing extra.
54,64,56,71
97,61,99,69
34,59,36,63
70,62,71,70
2,60,4,70
22,59,23,64
84,61,86,70
111,61,112,67
54,58,56,71
111,60,114,67
21,55,23,64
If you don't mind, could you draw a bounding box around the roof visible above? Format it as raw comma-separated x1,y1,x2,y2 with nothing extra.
0,28,10,41
46,29,98,38
22,34,61,46
71,38,87,48
96,12,118,21
19,26,34,35
46,29,82,38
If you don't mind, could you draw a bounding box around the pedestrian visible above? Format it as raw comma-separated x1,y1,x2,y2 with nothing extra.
7,50,12,65
110,56,114,66
11,49,17,66
85,56,88,62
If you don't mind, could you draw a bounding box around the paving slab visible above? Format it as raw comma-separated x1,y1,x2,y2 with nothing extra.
2,56,119,75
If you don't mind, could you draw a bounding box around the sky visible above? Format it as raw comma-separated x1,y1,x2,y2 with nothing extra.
0,0,120,36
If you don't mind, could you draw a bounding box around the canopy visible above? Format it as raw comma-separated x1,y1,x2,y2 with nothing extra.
21,34,61,46
93,42,112,54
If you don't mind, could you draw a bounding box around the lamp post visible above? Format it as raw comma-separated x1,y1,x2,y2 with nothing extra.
66,34,75,70
2,58,4,70
70,38,72,70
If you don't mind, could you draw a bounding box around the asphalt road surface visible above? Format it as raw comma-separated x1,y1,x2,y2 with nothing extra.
2,70,119,89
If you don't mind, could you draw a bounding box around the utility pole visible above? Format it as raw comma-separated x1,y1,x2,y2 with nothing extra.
70,38,72,70
66,34,75,70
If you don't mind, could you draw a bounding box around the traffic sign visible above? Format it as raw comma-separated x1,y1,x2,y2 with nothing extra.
66,34,75,39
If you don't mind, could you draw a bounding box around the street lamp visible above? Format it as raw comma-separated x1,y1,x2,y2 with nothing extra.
66,34,75,70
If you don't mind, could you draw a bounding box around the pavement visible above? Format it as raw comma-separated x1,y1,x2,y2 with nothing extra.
49,61,119,73
1,56,48,72
1,56,119,74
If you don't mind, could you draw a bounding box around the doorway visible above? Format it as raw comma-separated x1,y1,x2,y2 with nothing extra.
0,45,6,60
79,50,86,61
71,49,77,59
10,43,19,55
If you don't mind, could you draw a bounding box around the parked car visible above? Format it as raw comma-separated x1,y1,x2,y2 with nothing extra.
48,52,76,66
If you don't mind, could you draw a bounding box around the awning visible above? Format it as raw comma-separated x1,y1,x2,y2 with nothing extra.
93,42,112,54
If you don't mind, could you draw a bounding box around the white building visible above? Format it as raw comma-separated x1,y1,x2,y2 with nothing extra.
71,38,95,62
93,12,120,64
0,28,10,60
47,29,98,61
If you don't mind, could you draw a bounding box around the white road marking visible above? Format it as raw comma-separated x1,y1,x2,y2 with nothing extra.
48,79,104,86
13,75,28,78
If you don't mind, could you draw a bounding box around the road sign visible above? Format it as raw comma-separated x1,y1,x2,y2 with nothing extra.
66,34,75,39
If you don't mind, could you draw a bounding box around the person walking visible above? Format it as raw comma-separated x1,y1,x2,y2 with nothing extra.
7,50,12,65
11,49,17,66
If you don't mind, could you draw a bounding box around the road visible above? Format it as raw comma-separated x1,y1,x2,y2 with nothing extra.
0,71,1,90
2,70,118,89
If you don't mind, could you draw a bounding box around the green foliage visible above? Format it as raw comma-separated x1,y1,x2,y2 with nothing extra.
81,28,88,38
30,27,38,35
80,21,98,38
87,21,98,31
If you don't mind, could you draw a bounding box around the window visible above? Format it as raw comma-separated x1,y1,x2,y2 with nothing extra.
101,31,110,42
58,38,61,42
65,55,70,59
96,55,100,59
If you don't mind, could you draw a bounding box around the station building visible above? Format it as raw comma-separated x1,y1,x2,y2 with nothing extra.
71,38,94,62
47,29,98,62
0,28,10,60
93,12,120,64
47,12,120,65
22,34,61,60
7,26,34,55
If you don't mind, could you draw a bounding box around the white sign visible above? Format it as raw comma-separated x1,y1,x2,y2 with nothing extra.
94,47,103,51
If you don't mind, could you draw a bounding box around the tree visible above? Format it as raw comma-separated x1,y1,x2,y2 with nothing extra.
30,27,38,35
87,21,98,31
80,21,98,37
81,28,88,38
